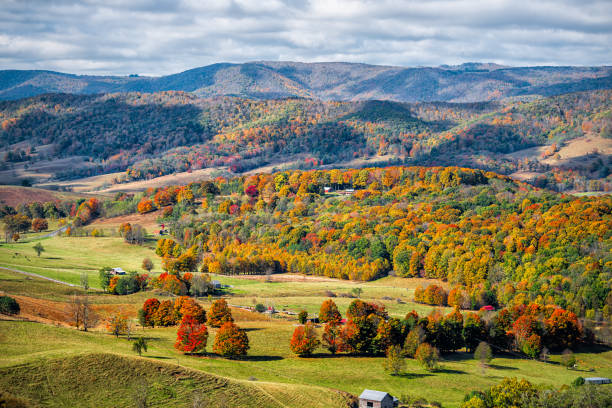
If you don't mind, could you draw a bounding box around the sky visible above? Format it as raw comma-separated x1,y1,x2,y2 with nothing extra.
1,0,611,76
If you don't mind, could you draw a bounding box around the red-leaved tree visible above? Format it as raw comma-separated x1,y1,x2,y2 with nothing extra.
290,322,320,356
175,314,208,354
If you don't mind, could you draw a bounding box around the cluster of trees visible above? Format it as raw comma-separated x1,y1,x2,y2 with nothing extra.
461,377,612,408
138,297,249,357
148,165,610,320
414,284,448,306
290,299,584,363
99,267,149,295
138,296,206,328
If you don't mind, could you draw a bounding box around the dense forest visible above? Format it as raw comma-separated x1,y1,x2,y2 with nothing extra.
1,89,610,191
92,165,610,321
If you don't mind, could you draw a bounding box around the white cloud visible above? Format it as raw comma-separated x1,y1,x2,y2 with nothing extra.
0,0,610,75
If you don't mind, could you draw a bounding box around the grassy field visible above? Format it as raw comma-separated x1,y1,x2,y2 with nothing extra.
0,235,158,288
1,268,612,407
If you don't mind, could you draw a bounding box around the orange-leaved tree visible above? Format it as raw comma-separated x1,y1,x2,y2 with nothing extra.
290,322,320,356
207,298,233,327
212,321,249,357
319,299,341,323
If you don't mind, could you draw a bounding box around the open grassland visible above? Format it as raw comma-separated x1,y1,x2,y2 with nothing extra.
0,185,99,207
0,236,158,288
1,269,612,407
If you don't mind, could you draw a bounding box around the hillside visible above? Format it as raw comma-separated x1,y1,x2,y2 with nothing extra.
1,62,612,102
88,165,611,320
1,89,610,192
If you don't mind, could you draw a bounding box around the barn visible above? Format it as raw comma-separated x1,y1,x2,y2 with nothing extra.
358,389,397,408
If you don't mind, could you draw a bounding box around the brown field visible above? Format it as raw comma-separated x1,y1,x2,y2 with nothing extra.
0,185,98,207
0,155,95,185
89,210,164,230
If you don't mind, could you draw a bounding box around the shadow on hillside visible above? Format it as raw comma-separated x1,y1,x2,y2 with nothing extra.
241,328,262,332
392,372,433,379
487,364,518,371
206,353,283,362
435,368,467,375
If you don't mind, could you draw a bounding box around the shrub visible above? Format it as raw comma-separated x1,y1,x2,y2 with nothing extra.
0,296,20,315
297,310,308,324
290,322,320,356
213,321,250,357
415,343,440,371
254,303,266,313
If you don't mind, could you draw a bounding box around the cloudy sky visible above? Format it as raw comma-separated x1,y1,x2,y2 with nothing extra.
1,0,611,76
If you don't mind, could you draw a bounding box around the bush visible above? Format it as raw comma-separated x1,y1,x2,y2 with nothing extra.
297,310,308,324
254,303,266,313
0,295,20,315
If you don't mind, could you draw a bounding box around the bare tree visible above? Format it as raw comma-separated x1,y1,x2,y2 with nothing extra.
66,293,98,331
66,294,82,329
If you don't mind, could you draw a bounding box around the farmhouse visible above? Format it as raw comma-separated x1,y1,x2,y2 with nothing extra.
358,389,397,408
110,267,126,275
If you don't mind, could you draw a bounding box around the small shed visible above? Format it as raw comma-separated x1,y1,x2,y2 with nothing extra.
110,267,126,275
358,389,396,408
211,280,221,289
324,186,332,194
585,377,611,385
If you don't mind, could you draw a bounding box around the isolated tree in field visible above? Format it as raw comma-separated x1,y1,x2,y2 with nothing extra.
0,295,20,315
207,299,233,327
175,315,208,354
383,345,406,376
322,322,341,354
290,322,320,356
213,321,250,357
561,349,576,369
33,242,45,257
297,310,308,324
403,326,425,358
132,337,148,356
31,217,48,232
415,343,440,371
107,312,128,337
474,341,493,372
80,272,89,291
142,257,154,273
319,299,341,323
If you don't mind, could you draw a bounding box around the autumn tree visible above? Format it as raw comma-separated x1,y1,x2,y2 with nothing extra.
415,343,440,371
142,257,154,273
107,312,128,337
319,299,341,323
212,321,250,357
383,345,406,376
207,298,233,327
322,321,341,354
175,314,209,354
31,218,48,232
290,322,320,356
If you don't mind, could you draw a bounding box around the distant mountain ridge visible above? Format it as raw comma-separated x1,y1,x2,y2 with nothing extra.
1,61,611,102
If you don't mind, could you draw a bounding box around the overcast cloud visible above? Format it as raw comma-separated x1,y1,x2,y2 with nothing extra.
1,0,611,76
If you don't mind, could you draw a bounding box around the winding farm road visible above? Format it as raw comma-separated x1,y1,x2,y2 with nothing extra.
0,266,79,287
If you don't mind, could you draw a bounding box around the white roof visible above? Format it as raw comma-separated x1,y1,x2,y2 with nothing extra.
359,389,390,401
112,267,125,272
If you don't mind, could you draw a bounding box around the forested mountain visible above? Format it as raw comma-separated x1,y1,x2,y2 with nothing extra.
1,62,612,102
1,89,610,191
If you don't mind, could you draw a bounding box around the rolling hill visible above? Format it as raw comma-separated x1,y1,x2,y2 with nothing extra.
1,61,612,102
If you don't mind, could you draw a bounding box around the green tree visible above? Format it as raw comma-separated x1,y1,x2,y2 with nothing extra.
383,345,406,376
33,242,45,257
298,310,308,324
132,337,148,356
